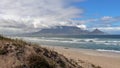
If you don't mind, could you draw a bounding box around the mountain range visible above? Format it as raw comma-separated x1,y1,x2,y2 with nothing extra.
25,26,105,36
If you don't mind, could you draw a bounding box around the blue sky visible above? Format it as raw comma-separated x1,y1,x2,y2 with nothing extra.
0,0,120,34
71,0,120,34
74,0,120,17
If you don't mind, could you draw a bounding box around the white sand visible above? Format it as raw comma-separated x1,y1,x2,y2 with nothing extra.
42,45,120,68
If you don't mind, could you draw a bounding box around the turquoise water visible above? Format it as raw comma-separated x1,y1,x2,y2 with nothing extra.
15,35,120,53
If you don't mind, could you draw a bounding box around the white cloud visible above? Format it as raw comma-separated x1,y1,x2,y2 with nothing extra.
0,0,84,34
101,16,113,21
79,16,120,27
79,16,120,24
100,16,120,23
89,27,120,34
76,24,87,30
91,27,120,30
100,27,120,31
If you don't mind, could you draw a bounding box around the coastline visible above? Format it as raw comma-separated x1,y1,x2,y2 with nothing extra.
41,45,120,68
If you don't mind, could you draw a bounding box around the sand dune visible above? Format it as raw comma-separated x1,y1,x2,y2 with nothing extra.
44,45,120,68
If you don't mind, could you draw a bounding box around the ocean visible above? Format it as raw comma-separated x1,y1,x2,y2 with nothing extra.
14,35,120,53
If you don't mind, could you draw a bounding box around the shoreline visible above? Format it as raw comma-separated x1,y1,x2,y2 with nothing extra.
41,45,120,68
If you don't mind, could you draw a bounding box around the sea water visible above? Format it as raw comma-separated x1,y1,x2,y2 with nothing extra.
14,35,120,53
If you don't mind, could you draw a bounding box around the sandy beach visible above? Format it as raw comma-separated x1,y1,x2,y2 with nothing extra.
42,45,120,68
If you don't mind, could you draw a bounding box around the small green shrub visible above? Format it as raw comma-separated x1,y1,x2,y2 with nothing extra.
0,49,7,55
91,64,101,68
27,54,55,68
0,35,12,41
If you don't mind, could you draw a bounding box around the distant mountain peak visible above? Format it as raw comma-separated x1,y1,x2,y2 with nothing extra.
93,28,104,33
90,28,105,35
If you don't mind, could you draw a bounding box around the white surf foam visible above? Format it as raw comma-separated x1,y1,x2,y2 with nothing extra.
96,49,120,53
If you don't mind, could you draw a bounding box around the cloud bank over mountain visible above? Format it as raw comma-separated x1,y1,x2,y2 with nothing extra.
0,0,85,34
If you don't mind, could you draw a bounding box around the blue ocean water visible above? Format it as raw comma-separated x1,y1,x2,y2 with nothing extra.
15,35,120,53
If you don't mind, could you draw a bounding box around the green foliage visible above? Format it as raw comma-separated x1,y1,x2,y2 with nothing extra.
0,35,12,41
91,64,101,68
0,49,7,55
27,54,56,68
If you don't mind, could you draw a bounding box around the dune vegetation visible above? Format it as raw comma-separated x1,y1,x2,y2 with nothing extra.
0,35,101,68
